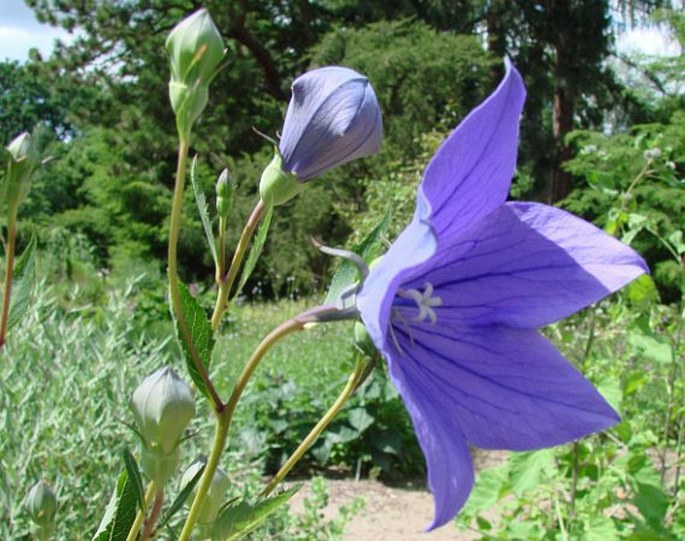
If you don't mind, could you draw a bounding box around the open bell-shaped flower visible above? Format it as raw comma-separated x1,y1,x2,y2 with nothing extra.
260,66,382,206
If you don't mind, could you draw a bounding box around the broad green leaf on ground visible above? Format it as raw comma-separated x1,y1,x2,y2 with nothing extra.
597,376,622,412
324,212,390,306
211,486,300,541
625,274,660,307
458,463,509,518
233,203,274,300
122,449,145,513
347,407,375,433
92,470,138,541
627,330,672,365
508,449,555,497
634,482,670,528
7,233,36,330
583,516,618,541
174,279,215,398
190,156,218,266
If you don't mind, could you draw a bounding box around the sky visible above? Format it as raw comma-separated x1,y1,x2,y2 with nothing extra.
0,0,681,64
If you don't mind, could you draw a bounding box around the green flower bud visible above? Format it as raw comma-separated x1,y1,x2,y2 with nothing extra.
215,168,234,219
130,367,195,456
166,8,225,127
180,457,230,525
259,149,303,207
26,480,57,528
4,131,39,208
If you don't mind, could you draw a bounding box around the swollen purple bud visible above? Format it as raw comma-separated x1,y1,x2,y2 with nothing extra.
278,66,382,181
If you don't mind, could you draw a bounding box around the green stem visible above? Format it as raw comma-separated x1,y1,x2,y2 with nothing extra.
168,137,223,410
125,482,156,541
210,199,266,330
0,201,18,350
139,487,164,541
261,358,367,498
179,307,326,541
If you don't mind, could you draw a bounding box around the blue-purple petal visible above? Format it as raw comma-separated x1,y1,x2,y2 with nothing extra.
403,202,648,328
421,59,526,238
279,66,382,181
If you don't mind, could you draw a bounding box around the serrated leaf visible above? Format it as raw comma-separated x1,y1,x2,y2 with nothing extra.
92,470,138,541
8,233,36,330
159,462,205,530
211,487,300,541
122,449,145,513
190,156,218,265
174,279,215,398
324,213,390,305
508,449,554,496
626,275,660,306
597,376,622,412
233,203,274,300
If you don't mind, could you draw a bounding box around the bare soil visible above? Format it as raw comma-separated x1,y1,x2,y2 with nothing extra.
288,450,507,540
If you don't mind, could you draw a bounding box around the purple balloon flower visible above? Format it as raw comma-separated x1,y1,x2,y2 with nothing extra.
279,66,382,181
355,60,648,530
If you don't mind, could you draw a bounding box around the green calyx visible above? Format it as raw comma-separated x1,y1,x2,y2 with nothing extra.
141,445,181,486
259,149,303,207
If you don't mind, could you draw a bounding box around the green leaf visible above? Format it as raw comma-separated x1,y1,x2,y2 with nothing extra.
508,449,555,496
460,464,509,517
159,462,205,530
92,470,138,541
625,275,660,307
347,407,375,433
174,279,215,398
596,376,622,412
667,230,685,255
324,212,390,306
7,233,36,330
211,487,300,541
583,516,618,541
233,203,274,300
190,155,218,266
634,482,669,528
122,449,145,513
628,330,672,365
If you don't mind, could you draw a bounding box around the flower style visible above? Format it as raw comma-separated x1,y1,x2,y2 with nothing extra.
279,66,382,181
355,60,648,530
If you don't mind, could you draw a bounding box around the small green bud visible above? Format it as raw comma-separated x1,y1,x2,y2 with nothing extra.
259,149,303,207
166,8,225,127
130,367,195,475
215,168,234,219
26,480,57,528
4,131,39,208
180,457,230,525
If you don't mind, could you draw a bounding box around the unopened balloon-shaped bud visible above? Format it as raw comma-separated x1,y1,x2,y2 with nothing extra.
4,131,39,208
215,168,235,219
181,457,230,525
26,480,57,539
166,8,225,129
131,367,195,453
278,66,382,182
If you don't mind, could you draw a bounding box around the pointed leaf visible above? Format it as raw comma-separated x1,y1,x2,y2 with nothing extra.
508,449,554,496
211,487,300,541
122,449,145,513
92,470,138,541
8,233,36,330
159,462,205,530
174,279,215,398
233,203,274,300
324,212,390,305
190,156,218,265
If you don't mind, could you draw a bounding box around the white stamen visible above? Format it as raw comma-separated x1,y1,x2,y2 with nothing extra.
397,282,442,324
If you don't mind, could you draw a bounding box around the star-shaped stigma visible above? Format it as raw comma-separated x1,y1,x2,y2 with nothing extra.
397,283,442,324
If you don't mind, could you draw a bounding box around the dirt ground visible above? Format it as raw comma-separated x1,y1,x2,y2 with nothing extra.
288,450,507,540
